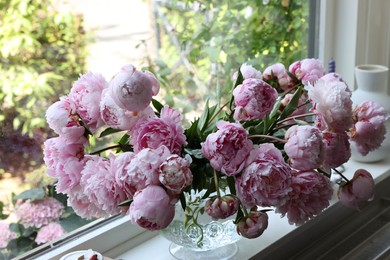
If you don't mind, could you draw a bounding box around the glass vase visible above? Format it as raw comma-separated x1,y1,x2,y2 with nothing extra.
160,191,241,260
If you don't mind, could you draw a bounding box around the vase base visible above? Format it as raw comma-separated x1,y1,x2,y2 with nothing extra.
169,242,238,260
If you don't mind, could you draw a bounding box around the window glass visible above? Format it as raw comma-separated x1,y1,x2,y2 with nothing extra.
0,0,311,258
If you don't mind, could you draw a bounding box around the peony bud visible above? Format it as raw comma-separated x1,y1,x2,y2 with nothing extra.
338,169,375,209
205,195,239,220
236,210,268,239
159,155,193,194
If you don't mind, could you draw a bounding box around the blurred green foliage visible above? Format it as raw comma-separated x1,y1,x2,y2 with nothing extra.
149,0,309,118
0,0,89,135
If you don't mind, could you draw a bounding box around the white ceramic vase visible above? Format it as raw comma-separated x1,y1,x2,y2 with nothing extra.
350,64,390,162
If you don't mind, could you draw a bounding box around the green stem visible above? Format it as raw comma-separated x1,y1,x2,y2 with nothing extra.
90,144,121,155
248,134,286,143
333,167,350,183
209,101,229,124
213,170,221,197
277,112,316,125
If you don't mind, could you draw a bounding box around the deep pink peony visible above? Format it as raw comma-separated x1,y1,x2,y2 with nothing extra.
308,79,353,132
236,210,268,239
131,106,187,154
349,101,388,156
35,222,66,245
289,58,326,85
276,170,333,225
80,154,129,216
45,96,87,144
205,195,239,220
108,64,160,112
159,154,193,194
322,131,351,168
0,221,17,248
338,169,375,209
43,137,85,193
284,125,324,171
236,143,292,207
100,88,155,131
68,72,108,132
232,63,262,80
263,63,291,91
14,198,64,228
119,146,171,197
201,121,253,176
129,185,175,230
233,78,278,121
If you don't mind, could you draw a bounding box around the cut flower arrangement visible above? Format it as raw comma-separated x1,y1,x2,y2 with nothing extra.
43,58,388,244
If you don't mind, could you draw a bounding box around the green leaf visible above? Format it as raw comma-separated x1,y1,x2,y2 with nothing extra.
99,127,123,138
198,99,210,133
59,213,94,233
152,98,164,114
278,86,303,121
184,148,204,159
13,188,45,201
118,199,132,207
0,202,9,220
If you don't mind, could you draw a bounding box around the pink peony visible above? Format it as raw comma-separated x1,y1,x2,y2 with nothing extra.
100,88,155,131
349,101,388,156
276,170,333,225
129,185,175,230
289,58,326,85
321,72,349,87
67,185,107,219
80,155,129,216
108,64,160,112
280,92,309,124
338,169,375,209
68,72,108,132
119,146,171,197
322,131,351,168
263,63,291,91
205,195,239,220
15,198,64,228
35,222,66,245
201,121,253,176
236,143,292,207
159,155,193,194
43,137,85,193
232,63,262,80
0,221,17,248
284,125,324,171
233,78,278,121
308,79,353,132
236,210,268,239
45,96,87,144
131,106,187,154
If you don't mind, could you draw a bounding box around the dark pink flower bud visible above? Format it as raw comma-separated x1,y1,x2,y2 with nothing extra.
236,210,268,239
205,195,239,220
338,169,375,209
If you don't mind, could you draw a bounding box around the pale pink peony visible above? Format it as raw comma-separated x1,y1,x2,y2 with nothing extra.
236,210,268,239
236,143,292,207
263,63,291,91
68,72,108,132
45,96,87,144
349,101,388,156
338,169,375,209
159,155,193,194
66,185,107,219
308,79,353,132
289,58,326,85
119,146,171,197
100,88,155,131
0,221,17,248
205,195,239,220
80,154,129,216
35,222,66,245
114,151,136,198
108,64,160,112
201,121,253,176
322,131,351,168
14,198,64,228
321,72,349,87
131,106,187,154
232,63,262,80
284,125,324,171
233,78,278,121
129,185,175,230
43,137,85,193
276,170,333,225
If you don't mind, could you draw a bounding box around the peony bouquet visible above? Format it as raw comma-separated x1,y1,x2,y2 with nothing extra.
43,58,388,240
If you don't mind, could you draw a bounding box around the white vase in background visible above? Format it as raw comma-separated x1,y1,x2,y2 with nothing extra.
350,64,390,162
